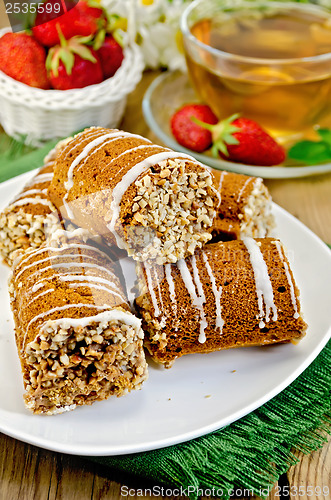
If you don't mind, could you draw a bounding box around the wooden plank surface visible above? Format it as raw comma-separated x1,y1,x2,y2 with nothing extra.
0,65,330,500
288,436,331,500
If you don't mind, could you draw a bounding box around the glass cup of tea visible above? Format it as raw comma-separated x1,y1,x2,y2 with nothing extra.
181,0,331,142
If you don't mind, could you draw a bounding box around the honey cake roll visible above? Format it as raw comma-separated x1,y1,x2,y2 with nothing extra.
9,242,148,415
48,127,220,265
0,138,73,266
135,238,307,366
0,161,62,266
210,170,275,241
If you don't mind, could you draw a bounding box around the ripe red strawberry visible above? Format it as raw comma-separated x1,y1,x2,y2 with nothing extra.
46,33,103,90
0,32,49,89
196,114,286,166
170,104,218,153
34,0,77,26
32,0,106,47
95,34,124,79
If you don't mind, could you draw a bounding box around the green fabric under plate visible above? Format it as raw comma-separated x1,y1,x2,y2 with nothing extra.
89,341,331,499
0,134,330,500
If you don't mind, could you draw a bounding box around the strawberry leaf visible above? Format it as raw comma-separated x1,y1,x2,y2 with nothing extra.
113,29,125,47
191,116,214,131
57,48,75,75
86,0,104,8
73,35,94,45
222,134,239,145
71,44,97,62
69,37,97,62
93,29,106,50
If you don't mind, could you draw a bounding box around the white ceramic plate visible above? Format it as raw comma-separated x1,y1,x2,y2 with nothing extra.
143,71,331,179
0,172,330,456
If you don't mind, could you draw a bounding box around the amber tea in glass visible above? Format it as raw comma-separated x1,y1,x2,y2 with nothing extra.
181,1,331,141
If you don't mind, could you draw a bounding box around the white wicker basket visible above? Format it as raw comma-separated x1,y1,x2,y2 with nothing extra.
0,28,144,146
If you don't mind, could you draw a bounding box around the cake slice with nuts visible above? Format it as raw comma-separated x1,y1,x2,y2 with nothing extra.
0,161,61,266
0,139,72,266
9,240,148,415
210,170,275,242
48,127,221,265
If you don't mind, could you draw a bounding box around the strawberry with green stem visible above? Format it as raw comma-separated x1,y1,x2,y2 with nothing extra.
33,0,107,47
0,32,50,89
170,104,218,153
92,32,124,79
46,28,103,90
194,113,286,166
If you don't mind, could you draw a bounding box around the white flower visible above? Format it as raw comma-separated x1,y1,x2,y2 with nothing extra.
101,0,188,70
139,20,185,70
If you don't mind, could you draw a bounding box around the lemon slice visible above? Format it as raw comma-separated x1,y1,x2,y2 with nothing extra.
240,67,294,83
221,68,293,96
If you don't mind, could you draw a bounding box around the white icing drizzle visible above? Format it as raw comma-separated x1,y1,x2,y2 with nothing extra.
15,252,99,282
15,188,48,200
29,271,120,298
49,227,92,243
143,262,161,318
9,197,55,210
104,144,165,169
63,130,152,218
202,252,224,333
58,274,119,290
165,264,177,317
67,282,125,302
177,258,207,343
243,237,278,328
23,303,109,351
274,240,300,319
107,151,201,249
75,132,152,175
62,129,103,158
236,177,253,203
28,288,54,306
39,308,141,333
64,131,126,217
153,265,166,327
217,171,227,207
31,173,54,184
24,172,54,188
51,261,116,279
32,282,45,293
65,131,123,191
190,255,208,343
14,243,112,270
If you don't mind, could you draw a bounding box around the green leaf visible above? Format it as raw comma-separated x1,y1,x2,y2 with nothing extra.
317,128,331,146
288,140,331,165
0,140,59,183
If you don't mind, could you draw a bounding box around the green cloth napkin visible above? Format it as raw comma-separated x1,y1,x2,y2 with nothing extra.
0,135,330,499
90,341,331,499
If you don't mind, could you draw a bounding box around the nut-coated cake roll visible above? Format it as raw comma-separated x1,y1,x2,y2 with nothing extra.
48,127,220,264
0,161,60,266
211,170,275,241
135,238,306,366
9,241,148,415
